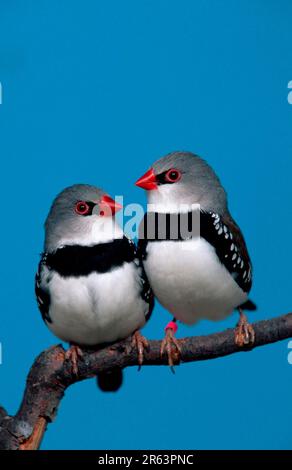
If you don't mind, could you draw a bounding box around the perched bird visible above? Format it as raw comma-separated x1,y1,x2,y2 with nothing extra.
35,184,153,391
136,151,256,366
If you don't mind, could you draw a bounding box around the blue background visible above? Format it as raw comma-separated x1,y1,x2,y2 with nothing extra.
0,0,292,450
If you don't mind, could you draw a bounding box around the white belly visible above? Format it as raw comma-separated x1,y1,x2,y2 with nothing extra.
46,262,147,345
143,238,247,324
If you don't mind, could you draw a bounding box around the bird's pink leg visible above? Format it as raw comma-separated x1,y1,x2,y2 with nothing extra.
132,330,149,370
65,344,83,375
160,319,181,370
235,308,255,347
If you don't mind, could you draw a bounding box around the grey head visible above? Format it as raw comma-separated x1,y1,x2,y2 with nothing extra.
136,151,228,214
44,184,122,252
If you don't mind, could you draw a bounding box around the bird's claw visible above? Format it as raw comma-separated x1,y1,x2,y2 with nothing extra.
65,344,83,375
235,313,255,347
160,328,181,370
132,331,149,370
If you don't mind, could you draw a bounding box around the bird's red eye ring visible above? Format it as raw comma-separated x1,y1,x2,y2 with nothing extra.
165,168,181,183
75,201,90,215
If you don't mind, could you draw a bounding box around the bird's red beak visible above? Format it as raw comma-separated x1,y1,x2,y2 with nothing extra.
135,168,158,190
99,195,122,216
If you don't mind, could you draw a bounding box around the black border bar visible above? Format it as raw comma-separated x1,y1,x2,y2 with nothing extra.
0,450,291,466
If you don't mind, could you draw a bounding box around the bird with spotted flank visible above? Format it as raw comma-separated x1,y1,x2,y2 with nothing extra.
35,184,154,391
136,151,256,367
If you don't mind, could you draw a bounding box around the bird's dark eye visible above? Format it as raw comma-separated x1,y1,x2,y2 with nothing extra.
75,201,91,215
165,168,181,183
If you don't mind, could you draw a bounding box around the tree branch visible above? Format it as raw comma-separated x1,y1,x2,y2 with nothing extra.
0,313,291,450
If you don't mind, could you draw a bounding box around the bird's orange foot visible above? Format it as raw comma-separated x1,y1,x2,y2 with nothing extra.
160,321,181,371
65,344,83,375
235,311,255,347
132,330,149,370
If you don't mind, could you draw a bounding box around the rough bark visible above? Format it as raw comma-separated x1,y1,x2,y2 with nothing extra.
0,313,291,450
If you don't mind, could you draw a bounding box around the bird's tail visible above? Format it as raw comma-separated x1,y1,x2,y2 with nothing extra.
96,369,123,392
240,299,257,311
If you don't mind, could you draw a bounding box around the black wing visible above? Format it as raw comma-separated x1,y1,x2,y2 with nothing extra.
200,211,253,295
127,237,154,322
138,259,155,322
35,253,52,324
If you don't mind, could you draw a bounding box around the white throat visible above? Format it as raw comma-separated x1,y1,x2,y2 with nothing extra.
147,186,200,214
56,217,123,249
